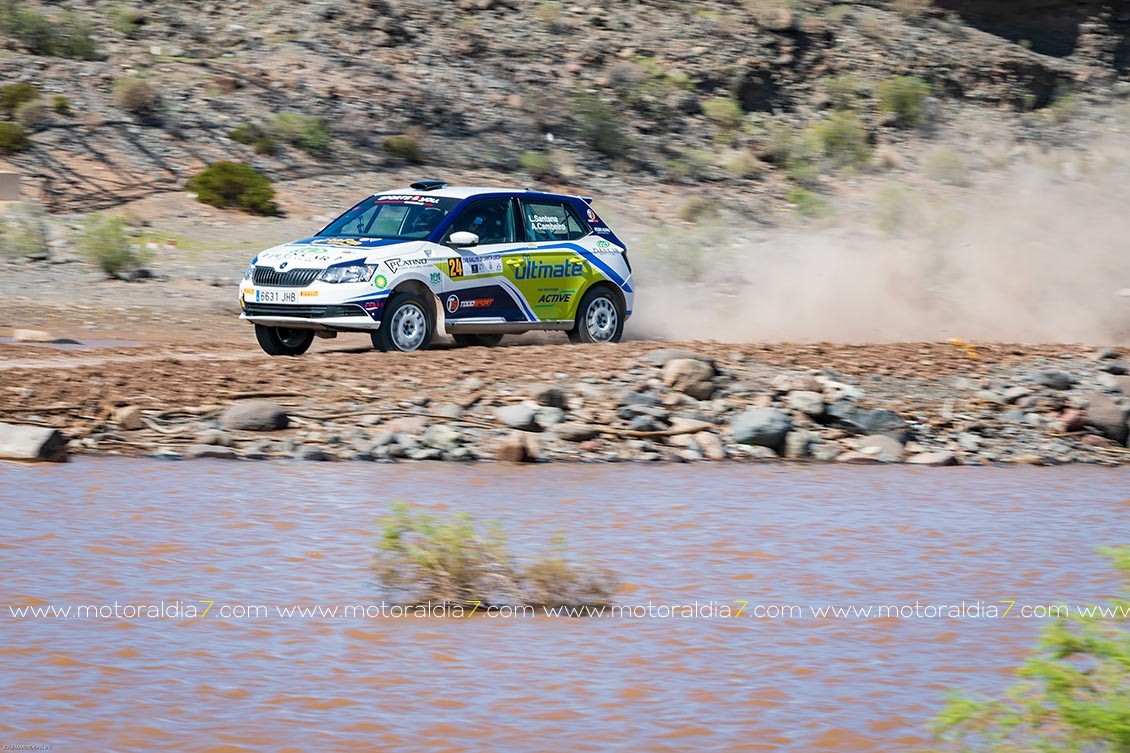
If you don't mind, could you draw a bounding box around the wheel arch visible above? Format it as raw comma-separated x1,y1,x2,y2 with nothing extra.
576,279,626,317
389,278,443,336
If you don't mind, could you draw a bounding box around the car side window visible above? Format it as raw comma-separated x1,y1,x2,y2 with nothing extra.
521,200,587,242
445,199,516,245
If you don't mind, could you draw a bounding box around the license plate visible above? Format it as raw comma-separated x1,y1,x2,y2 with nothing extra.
254,289,297,303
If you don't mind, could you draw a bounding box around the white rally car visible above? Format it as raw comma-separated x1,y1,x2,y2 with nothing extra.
239,181,635,355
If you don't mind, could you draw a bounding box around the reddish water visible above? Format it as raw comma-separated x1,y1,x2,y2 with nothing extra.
2,460,1128,752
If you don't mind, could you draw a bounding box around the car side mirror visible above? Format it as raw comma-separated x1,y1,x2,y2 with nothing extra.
448,231,479,248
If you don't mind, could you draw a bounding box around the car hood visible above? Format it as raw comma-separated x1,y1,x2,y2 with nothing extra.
253,237,427,271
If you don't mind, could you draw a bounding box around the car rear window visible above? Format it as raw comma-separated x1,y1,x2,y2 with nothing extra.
520,200,589,242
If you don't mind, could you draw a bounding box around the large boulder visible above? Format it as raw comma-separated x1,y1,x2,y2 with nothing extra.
661,358,716,400
825,403,909,443
495,404,540,431
731,408,792,452
786,390,825,418
1082,392,1129,445
0,422,68,462
220,401,289,431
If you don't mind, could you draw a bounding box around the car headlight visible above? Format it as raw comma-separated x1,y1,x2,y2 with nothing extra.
243,262,255,280
318,264,379,284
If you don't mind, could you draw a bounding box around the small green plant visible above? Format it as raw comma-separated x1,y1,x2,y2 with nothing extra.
703,96,745,130
382,133,422,163
14,98,48,129
270,113,331,157
0,203,49,260
930,546,1130,752
375,504,617,608
572,94,627,157
520,150,555,179
0,3,96,58
924,148,969,186
112,78,158,114
877,75,931,127
110,6,146,37
185,161,280,216
1047,92,1079,124
0,121,29,152
228,123,277,155
786,187,829,218
51,95,71,116
677,196,720,224
823,74,863,110
76,214,148,279
808,111,872,168
0,82,38,116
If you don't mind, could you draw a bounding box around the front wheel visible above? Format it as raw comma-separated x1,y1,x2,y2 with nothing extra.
452,333,504,347
568,286,625,344
255,324,315,356
371,292,434,353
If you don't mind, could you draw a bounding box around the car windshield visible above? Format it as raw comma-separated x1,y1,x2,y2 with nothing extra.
316,195,460,240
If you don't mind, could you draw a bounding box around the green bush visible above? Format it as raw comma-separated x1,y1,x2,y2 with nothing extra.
808,112,872,167
382,134,422,163
924,148,969,186
112,78,158,114
703,96,745,130
375,503,618,609
0,121,29,152
51,95,71,116
111,6,146,37
786,187,829,218
931,546,1130,752
271,113,331,157
0,203,49,260
186,161,280,216
520,150,555,179
14,99,48,129
573,94,627,156
76,214,148,279
877,75,931,127
823,74,863,110
228,123,277,155
0,4,97,59
0,82,39,116
677,196,720,224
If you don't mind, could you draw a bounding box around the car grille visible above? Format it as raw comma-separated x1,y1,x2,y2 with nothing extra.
252,266,320,287
243,303,369,318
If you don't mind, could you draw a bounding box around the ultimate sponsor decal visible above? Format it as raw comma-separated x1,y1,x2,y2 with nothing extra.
446,294,494,313
384,257,433,274
513,257,584,281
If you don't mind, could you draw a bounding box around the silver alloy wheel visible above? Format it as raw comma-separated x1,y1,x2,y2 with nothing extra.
585,296,618,343
390,302,428,351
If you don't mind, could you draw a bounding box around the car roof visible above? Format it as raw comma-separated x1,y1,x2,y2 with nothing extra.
375,186,574,201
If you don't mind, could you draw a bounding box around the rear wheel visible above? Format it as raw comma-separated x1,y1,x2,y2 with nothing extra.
371,292,434,353
452,333,504,348
255,324,315,356
568,286,624,344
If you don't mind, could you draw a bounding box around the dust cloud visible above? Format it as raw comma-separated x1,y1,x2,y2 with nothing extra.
626,145,1130,345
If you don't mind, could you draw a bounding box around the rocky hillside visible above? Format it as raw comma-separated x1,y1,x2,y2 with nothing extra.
0,0,1126,213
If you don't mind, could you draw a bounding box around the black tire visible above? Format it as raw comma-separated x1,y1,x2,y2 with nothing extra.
568,286,625,344
371,292,434,353
452,333,504,348
255,324,314,356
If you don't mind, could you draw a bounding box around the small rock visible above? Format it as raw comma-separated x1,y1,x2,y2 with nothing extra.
495,404,540,431
617,390,661,408
855,435,905,463
1034,370,1074,390
661,358,717,400
530,384,567,409
0,422,68,462
836,451,882,464
784,429,817,459
185,445,239,460
112,406,145,431
552,423,601,442
424,424,462,451
433,402,464,419
731,408,792,453
495,431,538,462
628,415,661,432
1096,347,1121,360
297,446,330,461
220,401,289,431
1002,386,1031,404
956,432,981,452
786,390,825,418
906,451,958,466
1099,362,1129,375
826,403,909,442
536,406,566,426
12,328,54,343
694,432,726,461
644,349,716,367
